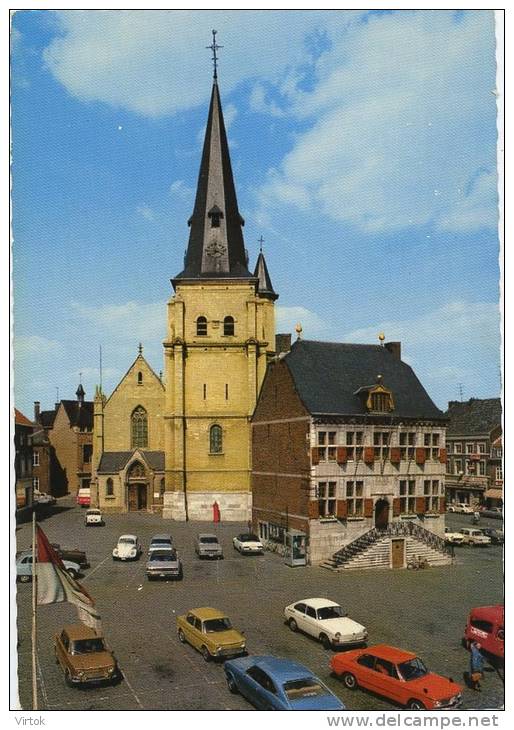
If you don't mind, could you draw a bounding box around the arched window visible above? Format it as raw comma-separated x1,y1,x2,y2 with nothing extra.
106,478,114,496
137,371,143,385
131,406,148,448
196,316,207,336
223,316,235,336
209,424,223,454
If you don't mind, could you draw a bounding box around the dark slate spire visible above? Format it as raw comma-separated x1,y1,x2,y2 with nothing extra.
76,383,85,404
173,79,253,283
254,251,278,301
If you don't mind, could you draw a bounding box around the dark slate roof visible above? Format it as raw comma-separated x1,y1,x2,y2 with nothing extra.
61,400,94,430
39,409,57,428
254,252,278,301
97,450,165,474
173,81,253,283
283,340,445,420
445,398,502,437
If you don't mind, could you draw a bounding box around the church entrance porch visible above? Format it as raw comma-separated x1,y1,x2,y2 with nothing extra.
128,483,147,511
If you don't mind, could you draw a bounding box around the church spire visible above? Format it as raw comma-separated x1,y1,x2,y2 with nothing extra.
174,34,252,283
254,249,278,301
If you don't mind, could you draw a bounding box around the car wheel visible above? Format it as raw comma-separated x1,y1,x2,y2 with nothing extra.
178,629,186,644
320,633,332,650
342,672,358,690
288,618,298,632
66,568,78,579
64,669,74,687
407,699,425,710
226,673,238,694
201,646,211,662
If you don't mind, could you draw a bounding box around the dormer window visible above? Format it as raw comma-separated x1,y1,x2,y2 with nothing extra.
371,391,390,412
196,316,208,336
208,205,224,229
354,378,394,413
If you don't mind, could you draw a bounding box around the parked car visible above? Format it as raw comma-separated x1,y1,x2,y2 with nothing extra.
76,487,91,508
463,605,504,661
284,598,368,649
459,528,491,546
33,490,56,506
176,607,246,662
16,552,80,581
195,533,223,559
224,655,346,711
480,528,504,544
233,533,264,555
146,548,183,580
456,503,474,514
54,624,119,686
112,535,142,561
443,528,465,546
51,543,90,569
481,507,503,520
148,534,173,553
330,644,462,710
85,509,104,526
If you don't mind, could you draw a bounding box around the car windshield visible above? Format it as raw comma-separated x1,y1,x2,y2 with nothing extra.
398,657,428,681
150,551,176,561
317,605,345,620
88,510,101,515
119,537,135,545
283,678,329,700
152,538,171,545
71,638,105,654
200,537,218,544
203,617,232,632
240,534,259,542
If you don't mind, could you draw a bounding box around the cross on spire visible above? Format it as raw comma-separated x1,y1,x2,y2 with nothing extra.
258,235,265,253
206,29,223,80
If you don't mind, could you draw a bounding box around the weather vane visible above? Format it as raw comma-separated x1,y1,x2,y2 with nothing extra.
258,235,264,253
206,30,223,80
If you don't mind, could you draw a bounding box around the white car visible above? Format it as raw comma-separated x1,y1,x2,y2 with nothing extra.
284,598,368,649
16,552,80,581
459,528,491,546
444,527,465,545
33,490,56,506
84,509,104,526
112,535,142,561
457,503,474,514
232,533,264,554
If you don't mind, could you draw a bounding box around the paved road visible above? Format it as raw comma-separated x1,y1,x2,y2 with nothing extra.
14,501,504,711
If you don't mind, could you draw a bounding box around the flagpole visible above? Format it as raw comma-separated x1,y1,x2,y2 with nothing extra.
31,510,38,710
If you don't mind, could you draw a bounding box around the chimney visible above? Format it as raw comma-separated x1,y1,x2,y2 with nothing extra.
34,401,41,422
385,341,401,360
275,333,292,355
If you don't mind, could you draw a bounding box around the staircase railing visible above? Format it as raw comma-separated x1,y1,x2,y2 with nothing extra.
329,520,453,567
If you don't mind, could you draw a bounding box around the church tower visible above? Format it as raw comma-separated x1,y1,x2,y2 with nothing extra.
163,37,277,520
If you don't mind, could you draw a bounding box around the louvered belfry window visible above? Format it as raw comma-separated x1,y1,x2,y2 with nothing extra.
131,406,148,448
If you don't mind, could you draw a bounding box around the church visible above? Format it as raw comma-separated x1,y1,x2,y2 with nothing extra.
91,65,278,521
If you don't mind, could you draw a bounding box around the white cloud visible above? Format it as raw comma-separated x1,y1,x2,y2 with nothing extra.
249,84,286,117
260,11,499,234
169,179,194,201
71,300,166,342
136,203,155,221
276,305,326,337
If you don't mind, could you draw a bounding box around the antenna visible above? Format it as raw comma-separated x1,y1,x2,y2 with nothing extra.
458,383,464,402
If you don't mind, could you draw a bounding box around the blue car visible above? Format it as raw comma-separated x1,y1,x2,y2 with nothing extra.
224,655,346,711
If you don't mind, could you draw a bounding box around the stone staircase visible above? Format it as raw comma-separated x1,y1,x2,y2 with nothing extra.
320,521,454,572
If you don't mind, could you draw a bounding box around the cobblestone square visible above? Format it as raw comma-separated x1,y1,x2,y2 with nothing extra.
14,499,504,711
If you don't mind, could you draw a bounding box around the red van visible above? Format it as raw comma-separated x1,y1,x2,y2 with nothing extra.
463,605,504,660
76,487,91,508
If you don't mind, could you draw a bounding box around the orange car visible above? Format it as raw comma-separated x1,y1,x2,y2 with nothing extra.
330,644,462,710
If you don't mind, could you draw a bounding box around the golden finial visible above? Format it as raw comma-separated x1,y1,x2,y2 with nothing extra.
378,332,385,345
295,323,303,339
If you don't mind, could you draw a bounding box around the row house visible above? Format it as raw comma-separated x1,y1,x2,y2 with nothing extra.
444,398,502,507
251,339,451,569
14,408,35,509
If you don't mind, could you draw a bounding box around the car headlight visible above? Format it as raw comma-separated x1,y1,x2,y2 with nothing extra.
107,666,115,674
77,671,85,678
334,633,341,640
113,549,119,555
130,548,136,555
433,700,442,708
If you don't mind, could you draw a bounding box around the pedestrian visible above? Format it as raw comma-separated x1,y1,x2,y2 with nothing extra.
473,511,480,524
469,641,485,691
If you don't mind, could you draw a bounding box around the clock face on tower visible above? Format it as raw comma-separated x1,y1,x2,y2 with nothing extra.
206,240,227,258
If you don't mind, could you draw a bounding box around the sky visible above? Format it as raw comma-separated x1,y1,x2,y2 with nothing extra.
11,9,502,418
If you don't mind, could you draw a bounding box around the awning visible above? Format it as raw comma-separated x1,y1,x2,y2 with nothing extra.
485,488,503,500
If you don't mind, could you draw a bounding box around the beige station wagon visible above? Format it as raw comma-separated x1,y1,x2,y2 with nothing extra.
54,624,119,686
176,607,247,662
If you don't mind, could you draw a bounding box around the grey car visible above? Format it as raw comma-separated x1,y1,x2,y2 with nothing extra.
195,533,224,559
145,549,183,581
148,534,173,554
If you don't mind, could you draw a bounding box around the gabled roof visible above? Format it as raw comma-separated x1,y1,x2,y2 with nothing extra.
173,81,253,283
254,252,278,301
60,400,94,430
445,398,502,437
14,408,34,427
282,340,444,420
39,409,57,428
97,450,164,474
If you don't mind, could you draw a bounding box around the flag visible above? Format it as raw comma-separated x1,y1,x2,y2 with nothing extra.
35,524,102,630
